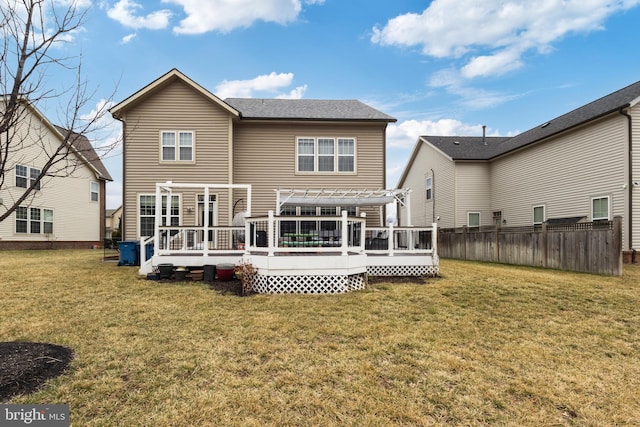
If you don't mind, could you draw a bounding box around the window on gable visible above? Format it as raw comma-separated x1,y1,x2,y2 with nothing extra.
592,196,610,221
15,165,40,190
90,182,99,202
533,205,545,225
161,131,193,161
425,176,433,200
15,165,27,188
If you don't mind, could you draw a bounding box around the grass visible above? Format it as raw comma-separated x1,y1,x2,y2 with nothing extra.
1,250,639,426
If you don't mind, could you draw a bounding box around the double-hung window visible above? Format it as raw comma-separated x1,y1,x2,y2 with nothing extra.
15,207,53,234
592,196,610,221
161,131,193,161
139,194,180,237
15,165,41,190
425,177,433,200
90,182,99,202
297,137,356,173
338,138,355,172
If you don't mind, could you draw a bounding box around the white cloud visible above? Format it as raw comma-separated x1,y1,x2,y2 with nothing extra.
387,118,486,149
215,72,302,99
276,85,308,99
107,0,172,30
120,33,137,44
164,0,303,34
372,0,640,79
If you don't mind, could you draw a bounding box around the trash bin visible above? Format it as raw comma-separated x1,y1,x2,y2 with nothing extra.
144,242,154,262
118,241,139,266
203,265,216,282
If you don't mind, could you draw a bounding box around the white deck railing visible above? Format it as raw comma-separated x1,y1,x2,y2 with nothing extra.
145,210,437,259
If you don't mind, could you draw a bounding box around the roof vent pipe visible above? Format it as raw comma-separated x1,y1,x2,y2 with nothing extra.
482,125,487,145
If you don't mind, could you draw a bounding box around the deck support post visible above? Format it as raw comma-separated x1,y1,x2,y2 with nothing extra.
268,210,275,257
341,210,348,256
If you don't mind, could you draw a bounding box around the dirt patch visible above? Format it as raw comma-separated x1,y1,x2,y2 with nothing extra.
367,275,432,285
0,342,74,401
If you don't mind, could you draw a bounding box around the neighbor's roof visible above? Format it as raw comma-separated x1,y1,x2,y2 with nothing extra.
425,79,640,161
54,125,113,181
225,98,397,122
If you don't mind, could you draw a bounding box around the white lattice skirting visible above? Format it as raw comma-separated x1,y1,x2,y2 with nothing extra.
367,265,439,277
251,273,367,294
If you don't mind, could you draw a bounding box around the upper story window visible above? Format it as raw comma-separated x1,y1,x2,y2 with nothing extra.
90,182,99,202
161,131,194,162
592,196,610,221
297,137,356,173
15,165,41,190
425,176,433,200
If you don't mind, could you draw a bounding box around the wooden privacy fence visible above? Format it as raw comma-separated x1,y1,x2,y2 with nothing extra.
438,216,623,276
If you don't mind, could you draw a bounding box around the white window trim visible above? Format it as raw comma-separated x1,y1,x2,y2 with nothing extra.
532,205,545,225
138,193,182,238
296,136,356,174
15,164,41,190
15,206,53,234
425,176,433,200
467,212,480,228
90,181,99,202
159,130,195,163
591,196,610,221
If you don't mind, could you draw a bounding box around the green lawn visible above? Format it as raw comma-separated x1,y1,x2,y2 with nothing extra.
1,250,639,426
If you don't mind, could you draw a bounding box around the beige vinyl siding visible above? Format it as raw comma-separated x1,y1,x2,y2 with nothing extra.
398,141,456,227
121,79,233,239
0,107,101,242
454,162,491,227
491,113,627,243
631,103,640,249
233,122,387,226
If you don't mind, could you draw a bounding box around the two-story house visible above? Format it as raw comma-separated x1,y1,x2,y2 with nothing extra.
0,99,112,249
110,69,441,292
397,80,640,262
110,68,397,241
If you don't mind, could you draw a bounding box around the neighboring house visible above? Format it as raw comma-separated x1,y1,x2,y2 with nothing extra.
0,99,113,249
397,80,640,261
105,205,122,240
110,69,397,241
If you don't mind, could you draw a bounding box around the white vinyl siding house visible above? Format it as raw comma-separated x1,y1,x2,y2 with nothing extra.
0,100,112,248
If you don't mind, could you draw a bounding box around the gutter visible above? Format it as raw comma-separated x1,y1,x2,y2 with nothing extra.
619,107,634,259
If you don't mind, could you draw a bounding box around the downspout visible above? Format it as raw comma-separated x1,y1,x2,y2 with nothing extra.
619,108,634,261
430,168,436,223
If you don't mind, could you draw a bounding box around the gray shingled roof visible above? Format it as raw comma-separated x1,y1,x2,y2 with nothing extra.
424,79,640,160
224,98,397,122
54,125,113,181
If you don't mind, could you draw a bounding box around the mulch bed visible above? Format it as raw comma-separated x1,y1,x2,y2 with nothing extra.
0,342,74,402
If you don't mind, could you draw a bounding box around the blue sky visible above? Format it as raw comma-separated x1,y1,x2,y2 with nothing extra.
35,0,640,208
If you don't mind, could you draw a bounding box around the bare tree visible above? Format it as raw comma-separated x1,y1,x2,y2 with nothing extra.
0,0,117,223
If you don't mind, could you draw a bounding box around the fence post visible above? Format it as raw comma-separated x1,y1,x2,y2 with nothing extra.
462,225,467,260
542,222,548,268
495,224,500,263
612,216,623,276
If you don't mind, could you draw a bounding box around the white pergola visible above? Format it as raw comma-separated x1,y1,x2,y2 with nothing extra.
274,188,412,226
